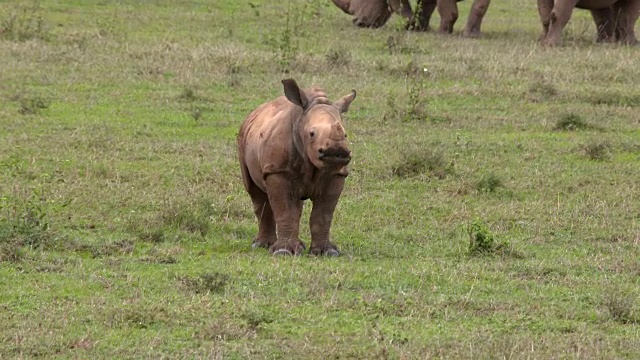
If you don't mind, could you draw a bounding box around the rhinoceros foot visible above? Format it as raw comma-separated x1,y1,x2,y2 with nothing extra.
270,240,306,256
252,237,275,249
310,243,341,257
463,28,482,38
540,36,561,47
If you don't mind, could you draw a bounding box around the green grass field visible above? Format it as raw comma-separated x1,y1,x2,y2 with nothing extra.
1,0,639,358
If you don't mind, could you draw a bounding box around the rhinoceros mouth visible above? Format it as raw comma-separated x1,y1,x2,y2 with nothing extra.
318,148,351,164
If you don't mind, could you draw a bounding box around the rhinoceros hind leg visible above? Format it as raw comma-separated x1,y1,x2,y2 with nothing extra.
246,180,277,249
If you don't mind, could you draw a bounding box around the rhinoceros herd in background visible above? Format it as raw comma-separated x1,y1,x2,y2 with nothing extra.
237,0,638,257
331,0,639,46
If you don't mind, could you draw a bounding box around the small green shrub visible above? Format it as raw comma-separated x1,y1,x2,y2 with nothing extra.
266,0,314,73
178,86,199,102
226,62,241,87
325,47,351,68
241,307,275,330
527,79,557,102
0,4,49,42
110,304,171,329
179,272,230,294
582,141,611,161
476,173,504,193
605,291,639,324
386,34,418,55
392,146,452,179
190,107,203,123
468,220,497,255
0,187,52,249
467,220,520,257
161,207,210,237
554,113,590,131
404,75,428,122
137,245,179,264
18,95,50,115
138,227,167,244
588,93,640,107
382,91,400,123
0,242,25,263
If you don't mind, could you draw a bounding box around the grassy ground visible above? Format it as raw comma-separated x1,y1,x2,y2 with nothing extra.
1,0,639,358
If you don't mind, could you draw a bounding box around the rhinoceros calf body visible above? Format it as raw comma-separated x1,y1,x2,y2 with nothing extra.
237,79,356,256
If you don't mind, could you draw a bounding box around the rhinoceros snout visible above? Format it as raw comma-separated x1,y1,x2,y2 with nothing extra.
318,147,351,165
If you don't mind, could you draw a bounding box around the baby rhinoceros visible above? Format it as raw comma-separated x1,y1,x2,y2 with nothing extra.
237,79,356,256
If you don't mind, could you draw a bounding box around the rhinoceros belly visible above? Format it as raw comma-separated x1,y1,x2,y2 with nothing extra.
576,0,618,10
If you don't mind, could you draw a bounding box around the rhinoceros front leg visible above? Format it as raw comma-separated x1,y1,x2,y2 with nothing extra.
537,0,554,40
309,176,345,256
463,0,490,38
411,0,437,31
614,0,639,45
590,8,615,43
265,174,306,256
437,0,459,33
541,0,580,46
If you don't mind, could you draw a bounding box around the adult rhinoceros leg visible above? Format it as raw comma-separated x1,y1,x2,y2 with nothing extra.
463,0,490,38
542,0,581,46
265,175,306,256
537,0,554,40
411,0,437,31
614,0,639,44
437,0,459,33
309,176,345,256
590,8,615,43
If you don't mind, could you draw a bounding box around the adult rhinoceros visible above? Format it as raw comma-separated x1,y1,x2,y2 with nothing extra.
237,79,356,256
538,0,640,46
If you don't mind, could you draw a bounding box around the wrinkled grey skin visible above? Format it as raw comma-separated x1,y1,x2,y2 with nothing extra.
538,0,640,46
331,0,491,38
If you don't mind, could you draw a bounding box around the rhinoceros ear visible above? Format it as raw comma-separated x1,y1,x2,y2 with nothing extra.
282,78,309,109
335,90,356,113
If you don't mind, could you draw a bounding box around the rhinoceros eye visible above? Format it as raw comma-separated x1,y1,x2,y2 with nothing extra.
310,130,315,138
